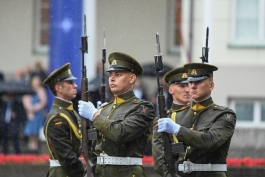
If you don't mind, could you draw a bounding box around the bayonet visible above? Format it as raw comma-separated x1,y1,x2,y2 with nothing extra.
200,27,209,63
101,28,106,103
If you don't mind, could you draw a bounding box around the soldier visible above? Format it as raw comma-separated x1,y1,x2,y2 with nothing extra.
43,63,85,177
78,52,155,177
158,63,236,177
152,67,191,176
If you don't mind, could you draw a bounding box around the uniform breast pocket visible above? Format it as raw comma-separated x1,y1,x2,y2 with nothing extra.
197,122,213,132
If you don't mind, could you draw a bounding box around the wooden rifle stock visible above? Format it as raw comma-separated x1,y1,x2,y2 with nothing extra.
81,77,94,177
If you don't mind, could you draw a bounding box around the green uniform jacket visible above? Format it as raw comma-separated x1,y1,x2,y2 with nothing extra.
177,97,236,177
44,98,85,177
92,90,155,177
152,103,190,176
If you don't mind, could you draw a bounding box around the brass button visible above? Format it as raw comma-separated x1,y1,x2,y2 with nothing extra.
113,105,116,108
107,116,109,118
194,112,197,115
187,146,191,150
59,107,62,109
103,139,106,142
102,151,105,154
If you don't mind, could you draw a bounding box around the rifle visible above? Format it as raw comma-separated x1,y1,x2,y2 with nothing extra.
200,27,209,63
154,33,182,177
80,14,97,177
100,29,106,103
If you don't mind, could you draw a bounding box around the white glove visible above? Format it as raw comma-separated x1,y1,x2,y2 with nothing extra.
78,100,98,121
157,118,181,135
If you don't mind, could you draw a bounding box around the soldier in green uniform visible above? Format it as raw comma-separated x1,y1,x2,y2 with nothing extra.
157,63,236,177
43,63,85,177
152,67,191,176
78,52,155,177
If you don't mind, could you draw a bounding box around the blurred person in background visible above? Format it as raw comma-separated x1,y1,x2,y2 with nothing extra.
14,69,25,84
32,61,47,82
0,70,4,82
23,65,34,85
133,79,148,100
0,91,25,154
23,75,47,153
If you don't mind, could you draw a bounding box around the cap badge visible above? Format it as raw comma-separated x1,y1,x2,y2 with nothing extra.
182,73,188,78
111,60,117,65
191,69,197,75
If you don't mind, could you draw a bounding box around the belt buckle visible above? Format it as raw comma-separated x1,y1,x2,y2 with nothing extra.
183,161,192,174
99,153,107,167
100,156,105,166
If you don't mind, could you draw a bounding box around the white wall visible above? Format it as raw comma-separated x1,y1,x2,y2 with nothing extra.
0,0,48,80
96,0,179,68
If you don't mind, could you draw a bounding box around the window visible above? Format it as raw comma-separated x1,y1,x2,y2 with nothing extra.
231,0,265,47
167,0,182,54
229,98,265,127
32,0,50,54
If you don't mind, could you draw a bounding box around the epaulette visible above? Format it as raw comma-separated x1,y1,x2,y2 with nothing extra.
98,101,113,113
132,98,143,104
100,101,113,109
212,104,227,111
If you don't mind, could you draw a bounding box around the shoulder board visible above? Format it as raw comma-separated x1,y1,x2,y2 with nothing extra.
98,101,113,113
51,105,65,115
132,98,144,104
212,104,227,111
100,101,113,108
